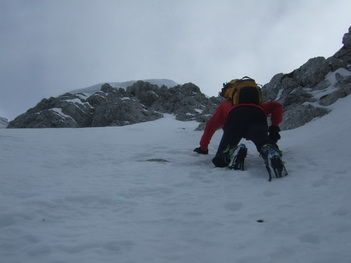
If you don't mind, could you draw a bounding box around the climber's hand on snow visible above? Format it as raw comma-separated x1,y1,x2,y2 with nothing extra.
268,125,281,143
194,147,208,155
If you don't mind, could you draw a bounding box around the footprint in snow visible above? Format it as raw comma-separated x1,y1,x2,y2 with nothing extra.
223,201,243,212
298,232,321,244
146,158,170,163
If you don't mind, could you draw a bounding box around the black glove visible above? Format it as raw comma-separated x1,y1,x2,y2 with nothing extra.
268,126,281,143
194,147,208,155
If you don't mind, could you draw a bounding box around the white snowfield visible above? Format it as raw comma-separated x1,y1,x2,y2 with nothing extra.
1,96,351,263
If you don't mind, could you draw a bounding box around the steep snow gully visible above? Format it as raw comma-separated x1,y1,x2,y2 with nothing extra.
0,96,351,263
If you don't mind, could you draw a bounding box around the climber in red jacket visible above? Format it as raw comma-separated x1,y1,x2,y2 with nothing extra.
194,78,283,168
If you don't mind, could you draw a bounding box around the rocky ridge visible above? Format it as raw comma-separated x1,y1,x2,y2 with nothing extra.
8,81,221,128
7,26,351,130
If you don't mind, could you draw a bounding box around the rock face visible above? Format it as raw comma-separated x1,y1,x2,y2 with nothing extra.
262,26,351,130
8,81,221,128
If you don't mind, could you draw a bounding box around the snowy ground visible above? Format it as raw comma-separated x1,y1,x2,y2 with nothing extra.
1,96,351,263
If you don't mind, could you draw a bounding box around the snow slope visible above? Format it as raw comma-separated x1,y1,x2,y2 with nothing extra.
1,96,351,263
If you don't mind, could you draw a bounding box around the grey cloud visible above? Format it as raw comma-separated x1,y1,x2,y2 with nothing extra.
1,0,351,119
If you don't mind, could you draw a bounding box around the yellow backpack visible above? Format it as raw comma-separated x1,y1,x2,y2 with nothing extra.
220,76,262,105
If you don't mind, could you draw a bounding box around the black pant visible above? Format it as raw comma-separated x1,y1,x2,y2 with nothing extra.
212,106,273,167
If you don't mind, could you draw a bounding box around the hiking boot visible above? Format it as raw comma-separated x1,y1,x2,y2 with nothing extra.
225,144,248,170
260,144,288,181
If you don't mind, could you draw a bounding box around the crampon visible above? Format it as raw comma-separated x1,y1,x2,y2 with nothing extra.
226,144,248,171
260,144,288,181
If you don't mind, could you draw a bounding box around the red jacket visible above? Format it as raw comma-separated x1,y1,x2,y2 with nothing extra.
199,100,283,151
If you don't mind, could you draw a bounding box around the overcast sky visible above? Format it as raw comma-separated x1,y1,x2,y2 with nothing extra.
1,0,351,120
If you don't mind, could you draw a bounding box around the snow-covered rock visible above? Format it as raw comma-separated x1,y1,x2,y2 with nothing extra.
8,81,221,128
262,26,351,130
69,78,178,96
